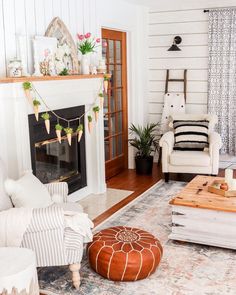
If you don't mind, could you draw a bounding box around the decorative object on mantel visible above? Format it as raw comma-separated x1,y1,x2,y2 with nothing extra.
8,58,22,77
89,64,97,75
22,75,110,146
17,35,30,77
87,115,93,133
45,17,79,74
97,59,107,74
33,36,57,76
77,33,101,75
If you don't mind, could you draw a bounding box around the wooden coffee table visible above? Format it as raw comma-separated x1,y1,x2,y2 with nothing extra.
169,175,236,249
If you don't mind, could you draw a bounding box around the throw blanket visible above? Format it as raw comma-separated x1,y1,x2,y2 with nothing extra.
64,212,94,243
0,208,32,247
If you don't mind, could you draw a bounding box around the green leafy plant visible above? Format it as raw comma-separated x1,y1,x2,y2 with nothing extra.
22,81,32,90
77,124,83,132
41,112,50,120
33,99,41,106
77,32,101,55
64,127,73,134
59,68,69,76
55,123,63,131
129,123,160,158
88,115,93,122
93,106,100,113
98,92,104,97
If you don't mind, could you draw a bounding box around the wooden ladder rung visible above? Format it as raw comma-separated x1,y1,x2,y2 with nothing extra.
168,79,185,82
165,69,187,101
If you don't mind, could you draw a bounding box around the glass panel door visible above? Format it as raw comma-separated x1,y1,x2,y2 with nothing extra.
102,29,128,179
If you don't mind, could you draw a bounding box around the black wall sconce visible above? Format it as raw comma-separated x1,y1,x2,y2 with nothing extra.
168,36,182,51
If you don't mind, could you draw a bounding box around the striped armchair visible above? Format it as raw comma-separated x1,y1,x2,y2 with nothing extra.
22,182,84,289
0,160,86,290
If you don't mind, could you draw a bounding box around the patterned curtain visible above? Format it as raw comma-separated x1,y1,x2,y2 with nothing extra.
208,8,236,155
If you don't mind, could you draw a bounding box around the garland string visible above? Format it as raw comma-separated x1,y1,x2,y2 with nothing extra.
31,79,104,124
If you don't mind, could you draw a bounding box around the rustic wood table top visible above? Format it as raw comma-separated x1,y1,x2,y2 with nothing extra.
170,175,236,213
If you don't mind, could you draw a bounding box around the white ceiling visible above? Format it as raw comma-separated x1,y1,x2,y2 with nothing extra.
122,0,158,6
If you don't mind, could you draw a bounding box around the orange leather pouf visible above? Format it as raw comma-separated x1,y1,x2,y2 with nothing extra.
87,226,163,281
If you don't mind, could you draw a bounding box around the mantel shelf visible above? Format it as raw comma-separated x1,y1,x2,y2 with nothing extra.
0,74,107,84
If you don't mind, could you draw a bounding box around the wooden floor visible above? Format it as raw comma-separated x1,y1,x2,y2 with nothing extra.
93,167,162,226
93,165,234,227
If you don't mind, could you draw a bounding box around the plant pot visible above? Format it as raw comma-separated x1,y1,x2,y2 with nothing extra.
81,54,90,75
135,156,153,175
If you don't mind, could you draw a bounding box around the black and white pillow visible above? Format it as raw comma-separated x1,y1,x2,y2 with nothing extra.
173,120,209,151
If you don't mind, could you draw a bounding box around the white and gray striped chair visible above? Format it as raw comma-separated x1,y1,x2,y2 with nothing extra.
0,160,84,290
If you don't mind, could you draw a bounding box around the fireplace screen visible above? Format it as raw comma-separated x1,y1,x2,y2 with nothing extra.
28,106,86,194
35,135,79,183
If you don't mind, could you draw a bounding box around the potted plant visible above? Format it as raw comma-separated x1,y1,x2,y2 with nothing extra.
41,112,51,134
22,81,33,105
77,124,83,142
129,123,160,175
55,123,63,143
33,99,41,121
93,106,100,122
64,127,73,146
77,32,101,74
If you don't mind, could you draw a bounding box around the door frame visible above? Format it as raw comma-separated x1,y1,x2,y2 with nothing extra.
102,28,128,179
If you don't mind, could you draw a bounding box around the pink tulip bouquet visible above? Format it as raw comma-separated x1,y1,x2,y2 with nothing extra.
77,32,101,55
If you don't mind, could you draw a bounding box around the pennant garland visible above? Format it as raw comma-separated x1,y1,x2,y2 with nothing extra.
22,74,110,146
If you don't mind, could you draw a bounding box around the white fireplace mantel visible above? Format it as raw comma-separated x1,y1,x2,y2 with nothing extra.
0,77,106,201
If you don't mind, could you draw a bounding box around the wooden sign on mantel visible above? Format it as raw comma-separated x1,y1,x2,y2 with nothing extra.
45,17,79,74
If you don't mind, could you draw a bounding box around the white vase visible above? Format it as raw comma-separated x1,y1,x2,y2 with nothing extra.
81,54,90,75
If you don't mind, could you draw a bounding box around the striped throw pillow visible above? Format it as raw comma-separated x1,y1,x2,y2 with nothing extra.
173,120,209,151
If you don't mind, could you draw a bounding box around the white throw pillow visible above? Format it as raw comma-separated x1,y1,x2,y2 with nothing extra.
4,172,53,208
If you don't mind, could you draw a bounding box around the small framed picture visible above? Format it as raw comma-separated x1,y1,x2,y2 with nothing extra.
33,36,57,76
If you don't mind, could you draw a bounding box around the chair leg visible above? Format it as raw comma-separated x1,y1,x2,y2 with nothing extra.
164,173,169,183
69,263,81,290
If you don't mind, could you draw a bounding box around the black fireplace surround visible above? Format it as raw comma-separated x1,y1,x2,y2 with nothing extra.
28,106,87,194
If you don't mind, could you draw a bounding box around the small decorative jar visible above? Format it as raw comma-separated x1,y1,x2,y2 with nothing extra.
97,59,107,74
8,59,22,77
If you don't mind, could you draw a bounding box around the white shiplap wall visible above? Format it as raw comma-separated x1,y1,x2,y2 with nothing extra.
148,8,209,123
0,0,95,76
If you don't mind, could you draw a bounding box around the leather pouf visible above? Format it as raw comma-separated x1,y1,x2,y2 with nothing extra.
87,226,163,281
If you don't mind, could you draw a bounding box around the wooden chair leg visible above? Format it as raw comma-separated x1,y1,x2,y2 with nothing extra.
164,173,169,183
69,263,81,290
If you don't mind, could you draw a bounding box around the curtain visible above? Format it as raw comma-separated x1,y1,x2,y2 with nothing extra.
208,8,236,155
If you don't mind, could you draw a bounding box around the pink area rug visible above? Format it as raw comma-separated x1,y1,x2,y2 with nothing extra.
39,180,236,295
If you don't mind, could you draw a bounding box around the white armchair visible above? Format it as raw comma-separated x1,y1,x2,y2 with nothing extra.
0,160,88,290
159,114,222,182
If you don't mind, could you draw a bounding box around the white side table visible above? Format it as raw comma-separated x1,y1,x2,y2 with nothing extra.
0,247,39,295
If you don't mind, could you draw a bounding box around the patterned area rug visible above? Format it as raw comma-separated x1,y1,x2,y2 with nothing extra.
39,180,236,295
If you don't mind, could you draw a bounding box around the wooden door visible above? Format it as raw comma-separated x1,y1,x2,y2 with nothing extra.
102,29,128,179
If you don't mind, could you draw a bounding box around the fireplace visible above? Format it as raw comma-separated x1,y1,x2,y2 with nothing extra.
28,106,86,194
